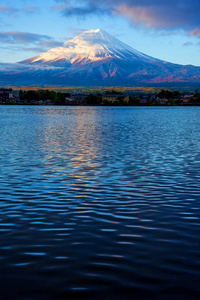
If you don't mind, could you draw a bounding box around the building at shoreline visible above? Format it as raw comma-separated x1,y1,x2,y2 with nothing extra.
0,88,12,102
69,92,89,105
102,94,129,104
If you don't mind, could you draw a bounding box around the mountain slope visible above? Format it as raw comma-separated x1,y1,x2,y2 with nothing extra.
0,29,200,87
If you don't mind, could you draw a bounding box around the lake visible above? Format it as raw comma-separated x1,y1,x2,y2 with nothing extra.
0,106,200,300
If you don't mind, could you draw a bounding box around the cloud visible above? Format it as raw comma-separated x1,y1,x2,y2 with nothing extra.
0,5,18,13
54,0,200,35
183,41,193,46
189,29,200,37
0,32,51,44
0,5,40,15
0,31,64,55
114,1,200,30
38,40,64,48
0,45,42,53
23,47,49,53
52,4,111,17
69,27,87,36
52,5,69,11
22,7,40,13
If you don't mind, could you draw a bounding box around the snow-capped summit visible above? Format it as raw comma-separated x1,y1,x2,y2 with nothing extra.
20,29,159,67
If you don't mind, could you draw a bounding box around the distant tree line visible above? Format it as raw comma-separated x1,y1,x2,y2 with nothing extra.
157,90,182,99
19,90,70,105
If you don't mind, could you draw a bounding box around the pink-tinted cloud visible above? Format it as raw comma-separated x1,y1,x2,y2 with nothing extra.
189,29,200,37
115,4,185,28
55,0,200,34
0,5,18,13
0,5,40,15
52,5,70,11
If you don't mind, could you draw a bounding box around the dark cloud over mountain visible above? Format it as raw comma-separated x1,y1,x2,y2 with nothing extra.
54,0,200,34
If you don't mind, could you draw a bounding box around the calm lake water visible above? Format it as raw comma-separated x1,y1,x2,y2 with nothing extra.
0,106,200,300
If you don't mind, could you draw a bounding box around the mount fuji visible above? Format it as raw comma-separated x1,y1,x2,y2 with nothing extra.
20,29,159,67
0,29,200,87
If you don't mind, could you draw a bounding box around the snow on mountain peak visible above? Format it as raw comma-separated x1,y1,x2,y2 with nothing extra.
92,29,101,33
19,29,159,66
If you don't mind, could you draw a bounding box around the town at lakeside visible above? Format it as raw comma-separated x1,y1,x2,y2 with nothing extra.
1,87,200,106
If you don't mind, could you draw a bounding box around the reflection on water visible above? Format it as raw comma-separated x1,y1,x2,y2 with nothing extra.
0,106,200,299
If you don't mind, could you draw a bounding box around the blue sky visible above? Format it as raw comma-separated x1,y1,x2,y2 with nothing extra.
0,0,200,66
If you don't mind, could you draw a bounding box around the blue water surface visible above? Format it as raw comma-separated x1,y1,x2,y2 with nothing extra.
0,106,200,300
